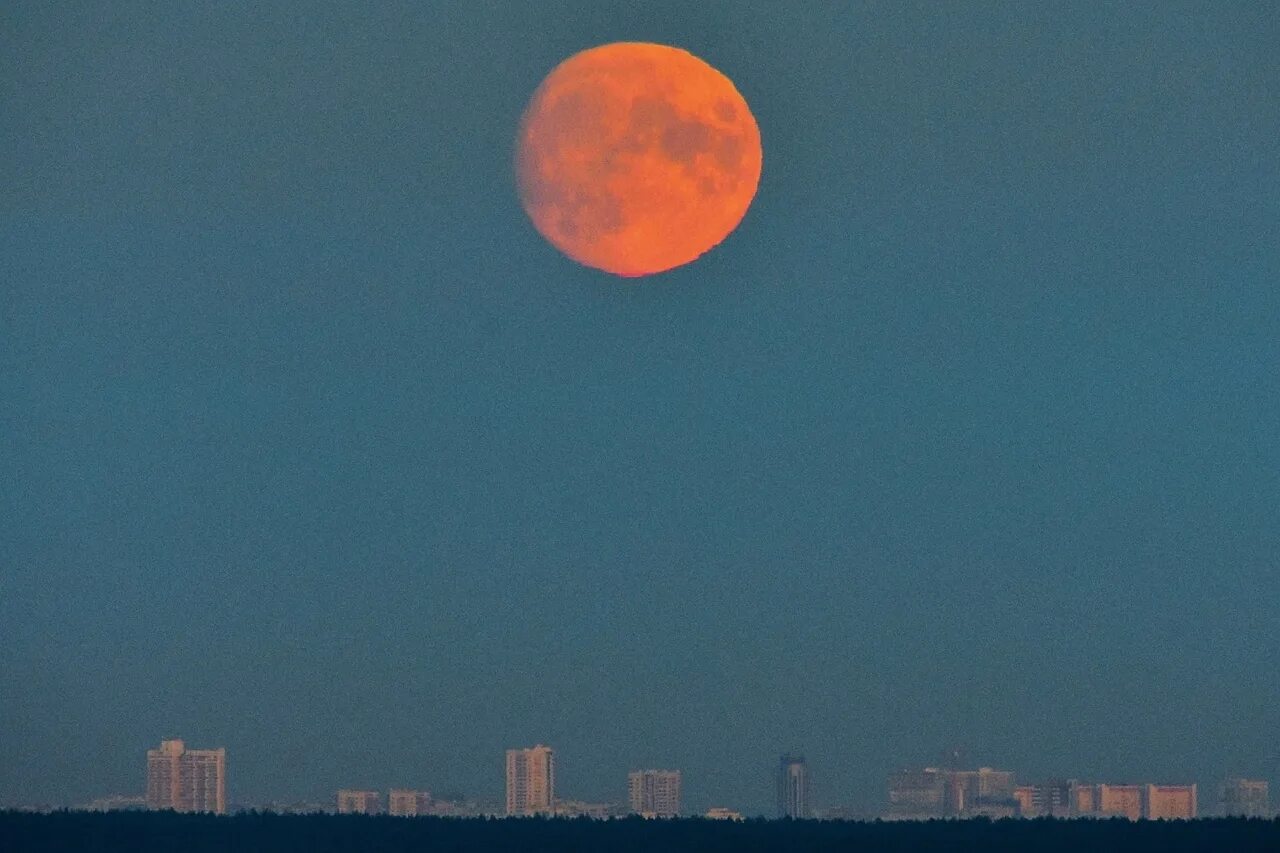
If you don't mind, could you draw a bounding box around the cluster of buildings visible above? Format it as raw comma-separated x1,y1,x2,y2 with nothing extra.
887,766,1271,821
129,738,1272,821
331,746,686,819
887,766,1020,819
502,745,684,818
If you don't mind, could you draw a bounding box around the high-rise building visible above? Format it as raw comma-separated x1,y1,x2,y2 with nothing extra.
886,768,946,820
506,745,555,816
145,739,226,815
1220,778,1270,817
1096,784,1143,821
1145,784,1197,820
336,790,382,814
628,769,681,817
387,789,431,817
777,754,810,818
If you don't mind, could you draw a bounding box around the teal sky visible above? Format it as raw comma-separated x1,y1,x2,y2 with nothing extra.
2,2,1277,814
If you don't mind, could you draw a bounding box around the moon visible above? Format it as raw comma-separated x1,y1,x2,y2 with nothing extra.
515,42,763,278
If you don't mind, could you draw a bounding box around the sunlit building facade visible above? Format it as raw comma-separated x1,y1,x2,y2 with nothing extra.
1014,780,1071,817
1069,781,1098,816
1146,784,1197,820
145,739,226,815
506,745,555,816
1097,784,1144,820
336,790,382,814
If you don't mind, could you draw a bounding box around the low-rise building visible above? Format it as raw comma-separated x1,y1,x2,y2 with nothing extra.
704,807,744,821
82,795,148,812
553,800,616,819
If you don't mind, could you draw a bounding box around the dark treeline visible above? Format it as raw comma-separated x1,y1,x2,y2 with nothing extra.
2,810,1279,852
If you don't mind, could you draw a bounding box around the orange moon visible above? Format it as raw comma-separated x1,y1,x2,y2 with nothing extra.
515,42,763,278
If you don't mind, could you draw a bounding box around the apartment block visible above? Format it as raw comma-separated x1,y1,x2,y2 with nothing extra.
506,745,555,816
1220,778,1270,817
1146,784,1196,820
336,790,382,815
628,769,681,817
1097,784,1144,820
387,789,432,817
145,739,226,815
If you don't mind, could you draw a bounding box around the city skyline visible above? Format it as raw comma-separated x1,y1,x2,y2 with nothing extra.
9,737,1273,822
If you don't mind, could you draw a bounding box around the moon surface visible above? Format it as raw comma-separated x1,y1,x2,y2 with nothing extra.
515,42,763,278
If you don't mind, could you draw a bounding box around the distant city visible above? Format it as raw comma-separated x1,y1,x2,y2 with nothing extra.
7,738,1273,822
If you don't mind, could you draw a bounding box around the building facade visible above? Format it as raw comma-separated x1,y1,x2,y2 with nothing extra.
336,790,382,814
1069,780,1098,816
1096,784,1144,820
553,800,615,819
887,768,945,820
628,769,681,817
1220,778,1269,817
145,739,226,815
947,767,1017,816
387,789,432,817
1145,784,1197,820
704,807,744,821
777,754,810,818
1014,780,1071,818
506,745,555,816
886,766,1017,819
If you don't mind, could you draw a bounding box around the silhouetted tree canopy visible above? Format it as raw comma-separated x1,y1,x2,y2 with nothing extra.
2,810,1278,852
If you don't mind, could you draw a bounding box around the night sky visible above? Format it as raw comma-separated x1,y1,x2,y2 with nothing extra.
2,1,1277,815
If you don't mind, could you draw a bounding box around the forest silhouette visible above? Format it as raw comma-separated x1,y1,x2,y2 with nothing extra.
3,810,1279,852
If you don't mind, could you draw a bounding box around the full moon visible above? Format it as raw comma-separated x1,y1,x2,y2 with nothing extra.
515,42,763,278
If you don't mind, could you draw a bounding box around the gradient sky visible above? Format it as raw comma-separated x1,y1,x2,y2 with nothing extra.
2,1,1277,815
